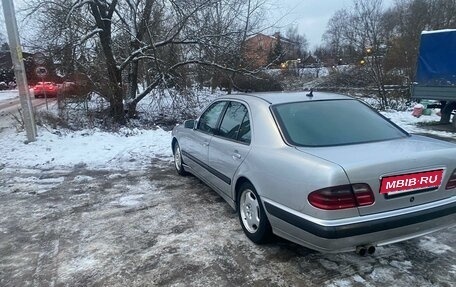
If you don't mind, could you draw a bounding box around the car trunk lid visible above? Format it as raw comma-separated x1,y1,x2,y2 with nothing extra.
296,135,456,215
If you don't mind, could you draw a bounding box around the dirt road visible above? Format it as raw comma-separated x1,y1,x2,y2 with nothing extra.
0,162,455,286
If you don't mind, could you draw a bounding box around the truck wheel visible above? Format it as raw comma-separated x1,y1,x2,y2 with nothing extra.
441,102,456,124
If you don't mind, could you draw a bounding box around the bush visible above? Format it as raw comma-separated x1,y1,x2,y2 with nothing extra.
231,73,283,92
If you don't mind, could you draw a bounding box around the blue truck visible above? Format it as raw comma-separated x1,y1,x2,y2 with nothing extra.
412,29,456,129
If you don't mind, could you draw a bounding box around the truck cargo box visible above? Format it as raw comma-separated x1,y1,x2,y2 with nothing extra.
412,29,456,101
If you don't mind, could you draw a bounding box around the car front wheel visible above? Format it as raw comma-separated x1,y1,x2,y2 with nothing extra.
173,142,187,176
237,182,272,243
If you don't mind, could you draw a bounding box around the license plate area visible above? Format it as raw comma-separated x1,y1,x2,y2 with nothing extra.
380,169,444,196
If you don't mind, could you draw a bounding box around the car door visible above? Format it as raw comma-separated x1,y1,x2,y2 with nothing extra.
208,101,252,198
181,101,227,179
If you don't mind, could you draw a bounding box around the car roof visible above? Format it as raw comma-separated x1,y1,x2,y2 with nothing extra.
220,91,353,105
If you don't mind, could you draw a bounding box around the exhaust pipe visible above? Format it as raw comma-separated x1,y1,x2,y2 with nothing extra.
356,244,376,256
367,245,376,255
356,246,367,256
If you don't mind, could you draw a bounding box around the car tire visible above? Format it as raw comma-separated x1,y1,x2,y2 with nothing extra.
237,182,272,243
173,141,187,176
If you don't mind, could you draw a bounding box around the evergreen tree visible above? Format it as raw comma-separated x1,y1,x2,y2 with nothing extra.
268,35,284,65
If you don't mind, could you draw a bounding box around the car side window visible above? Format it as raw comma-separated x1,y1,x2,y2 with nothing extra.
238,114,251,144
197,101,227,134
218,102,251,144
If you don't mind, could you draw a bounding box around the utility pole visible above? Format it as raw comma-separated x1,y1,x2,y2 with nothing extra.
2,0,37,142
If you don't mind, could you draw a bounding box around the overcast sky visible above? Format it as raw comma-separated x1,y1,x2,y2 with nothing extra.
1,0,395,51
269,0,395,50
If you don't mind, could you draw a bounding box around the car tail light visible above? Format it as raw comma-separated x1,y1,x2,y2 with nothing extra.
308,184,375,210
446,169,456,190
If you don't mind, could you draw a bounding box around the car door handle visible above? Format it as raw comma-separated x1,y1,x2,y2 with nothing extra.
232,151,241,160
203,141,209,147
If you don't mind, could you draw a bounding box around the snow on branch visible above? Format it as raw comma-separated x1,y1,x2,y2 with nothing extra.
79,28,103,43
130,59,263,106
67,0,95,23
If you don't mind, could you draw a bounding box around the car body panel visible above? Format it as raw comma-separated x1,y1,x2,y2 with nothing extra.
171,91,456,252
266,196,456,252
236,145,359,220
296,135,456,215
180,129,212,180
208,135,251,197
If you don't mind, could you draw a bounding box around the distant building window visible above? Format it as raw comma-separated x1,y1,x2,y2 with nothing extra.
258,40,264,50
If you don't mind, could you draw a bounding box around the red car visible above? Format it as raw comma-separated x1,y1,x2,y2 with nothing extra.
33,82,58,98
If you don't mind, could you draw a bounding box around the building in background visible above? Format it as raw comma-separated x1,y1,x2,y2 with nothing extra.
244,32,303,68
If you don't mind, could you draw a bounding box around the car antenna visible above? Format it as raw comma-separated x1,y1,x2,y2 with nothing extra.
306,88,314,97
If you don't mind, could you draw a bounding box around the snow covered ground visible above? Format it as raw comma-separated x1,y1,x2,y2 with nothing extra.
0,90,19,101
0,91,454,171
0,127,172,170
0,88,222,170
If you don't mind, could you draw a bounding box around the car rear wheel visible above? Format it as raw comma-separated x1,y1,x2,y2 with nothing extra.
237,182,272,243
173,142,187,176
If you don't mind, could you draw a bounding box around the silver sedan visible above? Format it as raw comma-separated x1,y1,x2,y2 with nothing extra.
171,91,456,254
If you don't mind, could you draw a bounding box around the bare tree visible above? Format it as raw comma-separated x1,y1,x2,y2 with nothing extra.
382,0,456,84
285,26,308,60
25,0,268,123
323,0,390,108
323,9,348,60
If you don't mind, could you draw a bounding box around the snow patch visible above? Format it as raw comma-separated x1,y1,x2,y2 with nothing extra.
352,275,366,283
326,278,353,287
418,236,453,254
0,126,172,170
58,255,98,281
2,176,65,194
381,110,456,138
319,258,339,270
369,267,395,281
390,260,413,271
12,176,65,185
72,175,94,183
107,173,124,179
0,90,19,101
115,194,144,207
450,265,456,274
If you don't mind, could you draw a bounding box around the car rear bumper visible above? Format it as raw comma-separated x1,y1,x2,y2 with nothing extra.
264,198,456,252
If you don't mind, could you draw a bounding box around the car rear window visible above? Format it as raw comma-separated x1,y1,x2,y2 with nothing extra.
271,99,408,147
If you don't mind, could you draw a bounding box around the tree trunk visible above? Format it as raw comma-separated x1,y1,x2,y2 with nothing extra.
440,101,456,124
127,100,138,119
126,58,140,118
110,90,125,123
105,54,125,124
90,2,126,125
125,0,153,117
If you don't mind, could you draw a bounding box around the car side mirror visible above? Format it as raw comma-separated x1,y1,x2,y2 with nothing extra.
184,119,196,129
